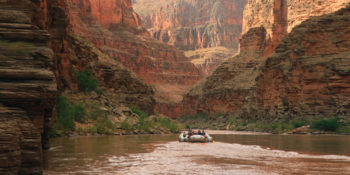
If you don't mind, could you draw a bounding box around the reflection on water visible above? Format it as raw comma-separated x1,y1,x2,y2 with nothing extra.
44,134,350,175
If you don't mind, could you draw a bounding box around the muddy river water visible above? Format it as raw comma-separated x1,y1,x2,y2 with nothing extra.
44,133,350,175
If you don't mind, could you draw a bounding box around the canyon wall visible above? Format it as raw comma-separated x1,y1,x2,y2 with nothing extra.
133,0,247,51
133,0,247,76
0,0,160,173
0,0,57,174
183,4,350,120
257,6,350,118
46,0,156,114
242,0,350,54
183,26,269,116
67,0,201,86
64,0,202,118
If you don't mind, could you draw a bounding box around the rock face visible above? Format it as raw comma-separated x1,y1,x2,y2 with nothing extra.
63,0,201,118
257,6,350,118
185,47,236,76
133,0,247,51
242,0,350,55
0,0,57,174
133,0,246,78
183,5,350,119
45,0,157,114
66,0,201,86
183,27,269,116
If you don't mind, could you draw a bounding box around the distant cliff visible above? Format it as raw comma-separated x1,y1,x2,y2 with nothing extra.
242,0,350,55
183,2,350,119
133,0,247,51
133,0,246,77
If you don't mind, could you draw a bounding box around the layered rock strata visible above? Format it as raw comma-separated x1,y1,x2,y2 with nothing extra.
63,0,202,118
257,6,350,118
185,47,235,76
183,5,350,119
242,0,350,54
0,0,57,174
183,27,268,116
47,0,156,114
67,0,201,86
133,0,247,51
133,0,246,79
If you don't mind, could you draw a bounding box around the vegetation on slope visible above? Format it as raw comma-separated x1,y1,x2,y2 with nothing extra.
178,114,350,134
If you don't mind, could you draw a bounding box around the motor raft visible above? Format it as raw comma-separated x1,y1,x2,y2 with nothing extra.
178,131,213,143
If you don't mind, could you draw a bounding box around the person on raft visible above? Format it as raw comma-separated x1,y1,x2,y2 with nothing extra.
187,128,193,137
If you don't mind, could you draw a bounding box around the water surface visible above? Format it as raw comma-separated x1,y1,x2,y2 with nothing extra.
44,134,350,175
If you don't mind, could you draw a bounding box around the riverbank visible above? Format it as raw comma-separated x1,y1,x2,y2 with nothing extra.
193,130,271,135
177,114,350,135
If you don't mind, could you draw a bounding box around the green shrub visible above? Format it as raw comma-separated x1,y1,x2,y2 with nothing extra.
95,121,108,134
180,112,207,120
73,102,87,123
55,96,89,135
291,120,308,129
106,120,116,130
131,107,148,119
88,104,107,120
311,118,340,131
88,126,97,133
77,69,99,93
50,124,59,137
56,96,76,131
157,117,178,133
137,120,153,132
121,121,132,132
336,125,350,133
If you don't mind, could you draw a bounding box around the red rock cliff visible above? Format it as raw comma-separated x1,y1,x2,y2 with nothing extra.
133,0,247,51
66,0,201,86
183,4,350,120
133,0,247,77
257,6,350,118
63,0,202,118
242,0,350,55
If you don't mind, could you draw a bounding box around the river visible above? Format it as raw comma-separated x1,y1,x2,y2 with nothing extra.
44,133,350,175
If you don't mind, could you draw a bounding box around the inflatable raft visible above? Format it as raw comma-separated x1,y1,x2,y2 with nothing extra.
178,132,213,143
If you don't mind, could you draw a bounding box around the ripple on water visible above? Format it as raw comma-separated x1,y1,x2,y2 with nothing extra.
45,141,350,175
101,142,350,175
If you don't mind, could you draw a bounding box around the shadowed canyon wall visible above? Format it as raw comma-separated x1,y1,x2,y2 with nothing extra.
0,0,57,174
183,1,350,119
0,0,180,174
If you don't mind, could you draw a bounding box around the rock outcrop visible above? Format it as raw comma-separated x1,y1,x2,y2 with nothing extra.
183,5,350,119
257,6,350,118
182,26,268,116
185,47,236,76
242,0,350,55
0,0,57,174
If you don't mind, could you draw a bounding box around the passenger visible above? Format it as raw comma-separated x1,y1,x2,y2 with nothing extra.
188,128,192,137
202,129,205,135
197,130,201,135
